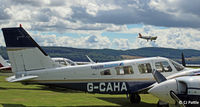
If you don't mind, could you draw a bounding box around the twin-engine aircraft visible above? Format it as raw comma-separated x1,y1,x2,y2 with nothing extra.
149,68,200,107
52,56,94,66
1,26,188,103
138,33,157,41
0,56,93,73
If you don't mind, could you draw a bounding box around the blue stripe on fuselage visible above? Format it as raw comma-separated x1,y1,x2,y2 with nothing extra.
37,81,154,94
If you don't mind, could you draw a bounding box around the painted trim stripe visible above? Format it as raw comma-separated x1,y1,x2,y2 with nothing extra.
7,47,35,51
30,78,155,82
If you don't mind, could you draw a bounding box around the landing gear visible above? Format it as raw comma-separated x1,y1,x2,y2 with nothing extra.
157,100,169,107
129,93,141,104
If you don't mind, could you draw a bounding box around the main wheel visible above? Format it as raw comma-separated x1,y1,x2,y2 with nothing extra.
157,100,169,107
129,93,141,104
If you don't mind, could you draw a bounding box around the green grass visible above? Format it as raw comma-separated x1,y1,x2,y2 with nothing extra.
0,75,158,107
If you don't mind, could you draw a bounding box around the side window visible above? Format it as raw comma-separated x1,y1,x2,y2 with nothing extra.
60,60,67,65
123,66,134,74
55,60,68,66
155,61,172,72
115,66,133,75
138,63,152,73
100,69,111,75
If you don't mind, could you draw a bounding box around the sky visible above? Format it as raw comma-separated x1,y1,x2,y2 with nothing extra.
0,0,200,50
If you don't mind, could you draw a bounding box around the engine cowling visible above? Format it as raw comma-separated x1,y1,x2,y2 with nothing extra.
148,79,178,104
149,76,200,104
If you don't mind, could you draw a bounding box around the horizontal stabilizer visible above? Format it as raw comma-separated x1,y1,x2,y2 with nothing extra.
0,66,11,70
6,75,38,82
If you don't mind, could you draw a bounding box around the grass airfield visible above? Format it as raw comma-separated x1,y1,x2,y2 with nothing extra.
0,75,158,107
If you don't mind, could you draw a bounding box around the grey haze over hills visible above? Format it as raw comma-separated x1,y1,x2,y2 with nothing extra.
1,46,200,64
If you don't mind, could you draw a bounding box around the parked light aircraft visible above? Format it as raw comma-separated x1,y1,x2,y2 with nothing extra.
52,57,77,66
0,55,11,72
148,69,200,107
0,56,93,73
138,33,157,41
52,56,94,66
1,26,189,103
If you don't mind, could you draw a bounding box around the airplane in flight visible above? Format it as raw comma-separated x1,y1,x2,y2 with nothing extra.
138,33,157,41
1,26,191,104
148,69,200,107
0,55,11,72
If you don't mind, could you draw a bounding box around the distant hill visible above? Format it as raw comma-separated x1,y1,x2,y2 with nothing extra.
1,46,200,64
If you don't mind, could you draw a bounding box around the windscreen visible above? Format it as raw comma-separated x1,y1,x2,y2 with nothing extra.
170,60,185,71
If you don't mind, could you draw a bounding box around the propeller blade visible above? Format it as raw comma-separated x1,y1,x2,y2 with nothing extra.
182,52,186,67
170,91,185,107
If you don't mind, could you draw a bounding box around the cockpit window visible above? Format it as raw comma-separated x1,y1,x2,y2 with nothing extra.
138,63,152,73
155,61,172,72
66,60,76,66
55,60,68,65
170,60,184,71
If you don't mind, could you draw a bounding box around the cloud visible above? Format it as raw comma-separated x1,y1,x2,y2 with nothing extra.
0,0,11,21
68,0,200,28
30,32,112,49
1,0,200,32
113,38,130,49
30,26,200,50
0,0,200,50
1,25,200,50
149,0,200,16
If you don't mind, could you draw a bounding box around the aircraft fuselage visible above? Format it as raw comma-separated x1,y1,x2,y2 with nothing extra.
18,57,184,94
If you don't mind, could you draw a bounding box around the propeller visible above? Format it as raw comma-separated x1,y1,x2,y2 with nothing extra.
170,91,185,107
181,52,186,67
151,69,186,107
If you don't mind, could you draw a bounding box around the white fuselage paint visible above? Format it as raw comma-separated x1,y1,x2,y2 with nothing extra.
18,57,186,84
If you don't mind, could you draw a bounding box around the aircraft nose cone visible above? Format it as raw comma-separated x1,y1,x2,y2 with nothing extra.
148,79,177,104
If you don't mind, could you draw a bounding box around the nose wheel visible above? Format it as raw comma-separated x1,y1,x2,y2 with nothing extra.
157,100,169,107
129,93,141,103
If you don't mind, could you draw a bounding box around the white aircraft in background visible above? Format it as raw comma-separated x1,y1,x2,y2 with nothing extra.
148,69,200,107
0,55,93,73
0,55,11,72
138,33,157,41
52,55,95,66
1,26,191,104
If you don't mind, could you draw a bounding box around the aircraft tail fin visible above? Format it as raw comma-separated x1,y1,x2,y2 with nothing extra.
1,26,59,73
138,33,142,38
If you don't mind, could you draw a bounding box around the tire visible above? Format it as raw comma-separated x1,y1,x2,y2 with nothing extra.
130,93,141,104
157,100,169,107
